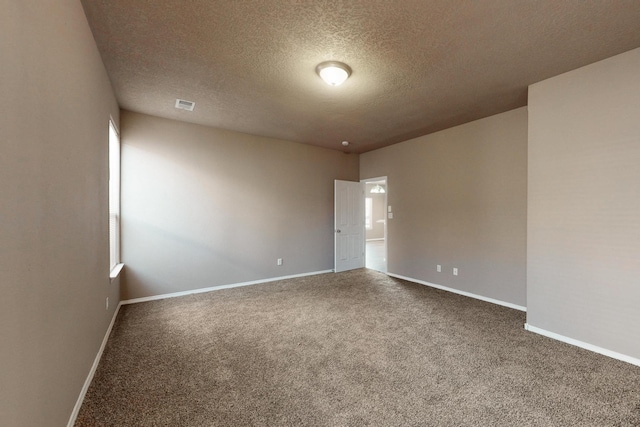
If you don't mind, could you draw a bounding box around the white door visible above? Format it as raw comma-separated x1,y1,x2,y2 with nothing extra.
334,180,365,272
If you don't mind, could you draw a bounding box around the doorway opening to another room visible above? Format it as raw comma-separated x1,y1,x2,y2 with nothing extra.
362,177,387,273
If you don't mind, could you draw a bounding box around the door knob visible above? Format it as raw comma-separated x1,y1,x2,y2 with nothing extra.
336,229,341,233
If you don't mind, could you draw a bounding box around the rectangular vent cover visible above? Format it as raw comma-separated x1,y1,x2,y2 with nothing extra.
175,99,195,111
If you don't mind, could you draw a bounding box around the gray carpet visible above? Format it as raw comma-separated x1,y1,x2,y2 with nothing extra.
76,269,640,426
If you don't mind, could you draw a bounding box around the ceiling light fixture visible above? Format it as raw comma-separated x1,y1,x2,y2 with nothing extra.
316,61,352,86
370,184,385,194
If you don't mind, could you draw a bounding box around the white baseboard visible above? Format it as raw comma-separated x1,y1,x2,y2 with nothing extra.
121,270,334,305
67,301,123,427
386,272,527,312
524,323,640,367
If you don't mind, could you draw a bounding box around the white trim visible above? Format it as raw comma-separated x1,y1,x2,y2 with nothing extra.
121,270,333,305
361,176,388,273
366,238,385,242
524,323,640,367
361,176,387,185
67,301,122,427
109,114,120,135
109,263,124,280
386,272,527,312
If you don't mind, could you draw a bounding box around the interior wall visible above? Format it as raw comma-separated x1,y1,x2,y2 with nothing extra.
0,1,120,426
120,111,359,300
360,108,528,307
527,48,640,360
365,183,386,240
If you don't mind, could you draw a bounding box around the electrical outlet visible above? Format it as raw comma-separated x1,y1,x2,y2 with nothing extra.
453,268,458,276
437,264,442,272
106,297,109,310
277,258,283,266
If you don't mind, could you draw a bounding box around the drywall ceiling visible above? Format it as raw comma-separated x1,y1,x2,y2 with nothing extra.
81,1,640,153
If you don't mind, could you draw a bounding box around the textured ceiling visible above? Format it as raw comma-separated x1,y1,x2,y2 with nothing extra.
81,0,640,153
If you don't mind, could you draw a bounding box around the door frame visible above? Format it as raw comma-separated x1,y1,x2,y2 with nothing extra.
361,176,388,272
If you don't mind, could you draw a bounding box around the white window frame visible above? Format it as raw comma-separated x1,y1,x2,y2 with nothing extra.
109,119,122,277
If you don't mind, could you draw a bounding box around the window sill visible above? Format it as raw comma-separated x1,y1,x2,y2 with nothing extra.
110,263,124,280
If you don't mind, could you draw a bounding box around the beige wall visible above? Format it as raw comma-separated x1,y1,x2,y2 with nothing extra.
0,1,120,426
527,48,640,359
360,108,528,307
120,112,359,300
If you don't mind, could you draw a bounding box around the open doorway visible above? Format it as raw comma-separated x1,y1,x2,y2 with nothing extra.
361,177,387,272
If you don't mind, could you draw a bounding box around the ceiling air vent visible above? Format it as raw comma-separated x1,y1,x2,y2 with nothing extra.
175,99,195,111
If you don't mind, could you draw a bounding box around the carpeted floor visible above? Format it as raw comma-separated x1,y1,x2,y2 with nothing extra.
76,269,640,426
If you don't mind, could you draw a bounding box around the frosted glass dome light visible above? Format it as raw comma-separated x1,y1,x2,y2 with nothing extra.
316,61,352,86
